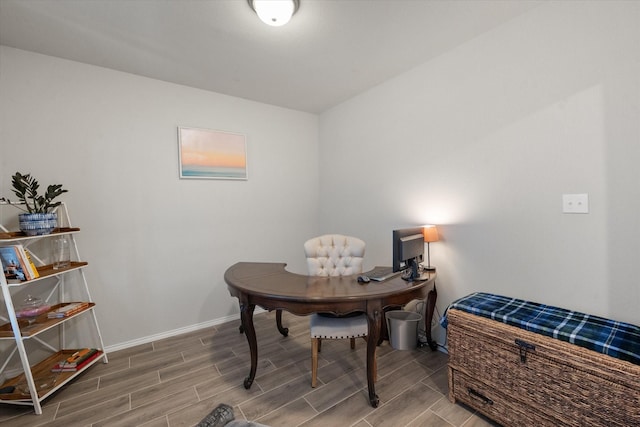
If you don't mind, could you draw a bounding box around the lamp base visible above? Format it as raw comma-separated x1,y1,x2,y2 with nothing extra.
422,265,436,271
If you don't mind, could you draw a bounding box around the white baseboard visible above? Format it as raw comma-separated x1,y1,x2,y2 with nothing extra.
104,308,266,353
0,310,266,384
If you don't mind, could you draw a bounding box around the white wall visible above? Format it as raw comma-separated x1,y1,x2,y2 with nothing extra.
0,46,319,349
319,1,640,346
1,1,639,355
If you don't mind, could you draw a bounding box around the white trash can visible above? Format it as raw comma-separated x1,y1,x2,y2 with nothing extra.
386,310,422,350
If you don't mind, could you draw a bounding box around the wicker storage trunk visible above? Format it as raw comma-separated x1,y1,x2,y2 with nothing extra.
447,308,640,426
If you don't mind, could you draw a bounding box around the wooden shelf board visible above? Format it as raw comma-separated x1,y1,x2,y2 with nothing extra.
0,349,104,401
0,302,95,338
0,228,81,241
6,261,88,287
36,261,88,277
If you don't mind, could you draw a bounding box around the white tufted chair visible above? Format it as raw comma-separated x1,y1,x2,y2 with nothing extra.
304,234,373,388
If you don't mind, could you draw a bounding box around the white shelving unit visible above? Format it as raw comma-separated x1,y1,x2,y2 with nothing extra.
0,203,107,415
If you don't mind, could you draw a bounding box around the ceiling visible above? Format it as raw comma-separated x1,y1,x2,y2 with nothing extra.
0,0,540,113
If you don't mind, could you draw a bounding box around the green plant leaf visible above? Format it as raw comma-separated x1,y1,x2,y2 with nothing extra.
3,172,68,214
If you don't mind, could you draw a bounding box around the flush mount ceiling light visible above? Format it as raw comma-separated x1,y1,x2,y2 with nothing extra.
248,0,300,27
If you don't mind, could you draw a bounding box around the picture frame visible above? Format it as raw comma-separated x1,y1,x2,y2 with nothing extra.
178,126,248,180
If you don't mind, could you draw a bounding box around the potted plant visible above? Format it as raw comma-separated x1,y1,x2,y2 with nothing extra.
1,172,68,236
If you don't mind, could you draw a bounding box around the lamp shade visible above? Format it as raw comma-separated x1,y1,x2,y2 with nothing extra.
423,225,439,243
250,0,299,27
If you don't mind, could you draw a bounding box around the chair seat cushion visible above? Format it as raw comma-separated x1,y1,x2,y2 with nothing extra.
310,313,368,339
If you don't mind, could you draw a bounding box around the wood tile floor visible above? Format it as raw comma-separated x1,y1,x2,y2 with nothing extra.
0,311,498,426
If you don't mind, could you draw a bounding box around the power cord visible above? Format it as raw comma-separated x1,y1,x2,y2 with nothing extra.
415,301,447,351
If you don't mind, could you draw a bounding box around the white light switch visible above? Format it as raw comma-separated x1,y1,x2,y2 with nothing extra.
562,193,589,214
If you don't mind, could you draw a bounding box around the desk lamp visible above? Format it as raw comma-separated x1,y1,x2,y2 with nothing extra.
422,225,439,271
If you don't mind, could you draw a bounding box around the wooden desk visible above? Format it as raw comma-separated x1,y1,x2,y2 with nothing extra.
225,262,436,407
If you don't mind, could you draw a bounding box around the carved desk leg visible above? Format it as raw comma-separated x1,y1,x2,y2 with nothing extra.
239,309,289,337
239,298,257,389
275,309,289,337
366,302,382,408
425,283,438,351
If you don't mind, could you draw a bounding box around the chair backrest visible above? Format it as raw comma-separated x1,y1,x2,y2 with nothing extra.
304,234,365,277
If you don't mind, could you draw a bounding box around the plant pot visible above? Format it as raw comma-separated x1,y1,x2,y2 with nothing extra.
19,212,58,236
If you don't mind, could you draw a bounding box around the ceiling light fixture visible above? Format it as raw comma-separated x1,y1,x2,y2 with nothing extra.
248,0,300,27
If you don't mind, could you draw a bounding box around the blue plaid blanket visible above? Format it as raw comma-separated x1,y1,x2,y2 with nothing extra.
441,292,640,366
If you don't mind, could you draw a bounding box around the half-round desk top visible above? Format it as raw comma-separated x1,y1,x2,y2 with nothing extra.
225,261,435,313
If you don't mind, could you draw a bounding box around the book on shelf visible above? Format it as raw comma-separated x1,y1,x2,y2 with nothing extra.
47,302,90,318
22,248,40,279
13,246,34,280
0,246,27,283
14,245,38,280
51,348,101,372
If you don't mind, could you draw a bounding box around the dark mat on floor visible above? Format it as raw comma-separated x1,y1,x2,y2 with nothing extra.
196,404,270,427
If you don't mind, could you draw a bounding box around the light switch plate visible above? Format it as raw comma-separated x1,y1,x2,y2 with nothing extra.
562,193,589,214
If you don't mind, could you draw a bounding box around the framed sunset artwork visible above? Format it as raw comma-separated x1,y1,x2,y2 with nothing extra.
178,127,248,180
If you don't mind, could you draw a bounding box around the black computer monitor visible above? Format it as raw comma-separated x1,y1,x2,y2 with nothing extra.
392,227,429,281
